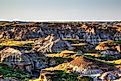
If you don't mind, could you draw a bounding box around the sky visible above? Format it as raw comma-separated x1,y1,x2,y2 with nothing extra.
0,0,121,21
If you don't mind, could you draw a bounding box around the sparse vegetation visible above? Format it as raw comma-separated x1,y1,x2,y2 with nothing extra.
0,64,30,81
84,54,121,61
83,54,116,66
0,39,34,47
48,57,73,66
50,70,93,81
115,40,121,44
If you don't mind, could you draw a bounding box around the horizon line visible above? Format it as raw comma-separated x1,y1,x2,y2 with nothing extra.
0,19,121,22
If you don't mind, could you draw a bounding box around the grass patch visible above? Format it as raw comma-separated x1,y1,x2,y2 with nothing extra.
0,39,34,47
71,43,87,46
83,54,116,66
50,70,93,81
62,38,81,43
47,50,76,58
63,38,78,41
48,57,73,66
108,59,121,65
0,64,30,81
84,53,121,61
115,40,121,44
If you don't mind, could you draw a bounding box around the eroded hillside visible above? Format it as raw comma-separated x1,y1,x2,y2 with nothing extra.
0,21,121,81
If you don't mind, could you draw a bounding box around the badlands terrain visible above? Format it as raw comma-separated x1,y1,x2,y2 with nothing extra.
0,21,121,81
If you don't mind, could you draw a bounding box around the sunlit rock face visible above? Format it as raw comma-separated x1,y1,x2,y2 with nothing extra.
33,35,74,53
68,56,104,78
95,40,121,56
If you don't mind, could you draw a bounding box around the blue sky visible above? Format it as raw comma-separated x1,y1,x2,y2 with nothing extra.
0,0,121,21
